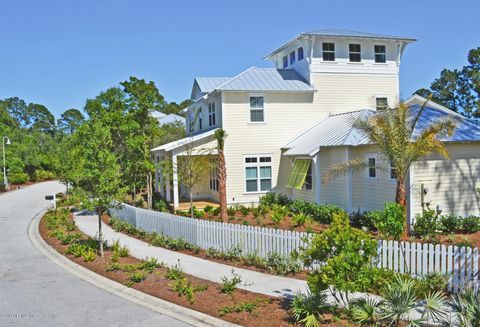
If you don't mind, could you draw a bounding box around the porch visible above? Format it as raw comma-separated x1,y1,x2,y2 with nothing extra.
171,198,220,211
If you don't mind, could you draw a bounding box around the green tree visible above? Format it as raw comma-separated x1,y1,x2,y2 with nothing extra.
324,101,456,238
27,103,55,134
57,108,85,135
1,97,30,127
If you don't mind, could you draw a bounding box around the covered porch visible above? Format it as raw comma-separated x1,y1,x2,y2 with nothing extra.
152,129,220,210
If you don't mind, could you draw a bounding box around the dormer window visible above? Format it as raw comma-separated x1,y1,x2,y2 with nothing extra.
298,47,304,61
290,51,296,65
374,45,386,63
349,44,361,62
282,55,288,68
322,42,335,61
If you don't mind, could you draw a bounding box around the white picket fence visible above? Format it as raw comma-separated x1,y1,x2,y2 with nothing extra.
111,203,480,292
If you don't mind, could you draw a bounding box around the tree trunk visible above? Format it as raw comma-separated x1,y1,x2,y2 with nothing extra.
97,207,104,257
396,179,409,240
217,151,228,222
190,189,194,219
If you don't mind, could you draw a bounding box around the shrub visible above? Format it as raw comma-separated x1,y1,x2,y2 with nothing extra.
211,207,221,216
105,262,121,272
153,199,169,212
60,232,82,245
203,205,213,213
292,212,311,227
9,172,29,184
270,204,289,224
166,262,185,280
117,244,130,257
367,202,405,239
82,248,96,262
227,206,236,216
302,211,377,305
350,210,376,231
141,258,161,273
243,252,265,267
259,192,291,207
413,272,448,298
219,270,243,296
439,214,461,234
264,252,302,276
460,215,480,233
65,243,87,257
291,290,329,327
414,209,439,238
128,271,147,283
219,300,264,316
33,169,56,182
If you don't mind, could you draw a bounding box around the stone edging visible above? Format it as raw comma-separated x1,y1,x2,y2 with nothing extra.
28,209,240,327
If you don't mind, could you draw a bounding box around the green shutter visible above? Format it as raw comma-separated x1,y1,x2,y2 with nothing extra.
286,159,311,189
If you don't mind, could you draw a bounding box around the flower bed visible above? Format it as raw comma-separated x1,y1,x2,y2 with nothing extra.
40,207,356,326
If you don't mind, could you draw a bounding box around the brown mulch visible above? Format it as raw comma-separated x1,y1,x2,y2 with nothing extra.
100,214,309,280
40,211,352,326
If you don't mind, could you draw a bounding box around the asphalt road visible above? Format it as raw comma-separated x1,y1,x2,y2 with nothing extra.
0,181,191,327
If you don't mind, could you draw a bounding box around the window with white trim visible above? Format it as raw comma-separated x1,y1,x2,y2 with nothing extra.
209,159,218,191
249,96,264,122
349,43,361,62
245,156,272,193
208,103,216,126
282,55,288,68
188,111,194,133
290,51,296,65
376,97,388,110
389,160,397,180
302,161,313,190
374,45,386,63
298,47,304,61
198,108,203,130
368,157,377,178
322,42,335,61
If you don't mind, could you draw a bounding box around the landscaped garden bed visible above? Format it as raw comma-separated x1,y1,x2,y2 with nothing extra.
41,207,355,326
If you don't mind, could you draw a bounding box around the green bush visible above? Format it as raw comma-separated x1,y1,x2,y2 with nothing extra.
8,172,29,184
350,210,376,231
413,272,448,298
219,300,263,316
33,169,56,182
66,243,87,257
460,216,480,233
292,212,311,227
439,214,461,234
128,271,147,283
302,211,377,305
259,192,291,207
82,248,96,262
219,270,243,296
153,199,169,212
264,252,302,275
203,205,213,213
367,202,405,239
289,200,343,224
270,204,288,224
291,290,329,327
414,209,439,238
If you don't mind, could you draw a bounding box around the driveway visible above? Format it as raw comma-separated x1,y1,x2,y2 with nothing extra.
0,181,191,327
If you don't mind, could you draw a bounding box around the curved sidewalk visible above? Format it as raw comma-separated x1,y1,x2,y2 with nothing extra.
75,213,309,298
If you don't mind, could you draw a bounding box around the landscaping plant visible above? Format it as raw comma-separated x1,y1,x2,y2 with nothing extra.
367,202,405,240
291,290,329,327
219,270,243,296
413,209,439,238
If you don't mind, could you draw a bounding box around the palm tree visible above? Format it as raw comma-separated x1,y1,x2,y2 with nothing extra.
324,100,457,238
214,128,228,222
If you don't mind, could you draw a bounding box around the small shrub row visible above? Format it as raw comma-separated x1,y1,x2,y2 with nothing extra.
414,210,480,238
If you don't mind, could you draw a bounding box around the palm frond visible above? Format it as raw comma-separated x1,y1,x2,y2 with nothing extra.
322,158,368,184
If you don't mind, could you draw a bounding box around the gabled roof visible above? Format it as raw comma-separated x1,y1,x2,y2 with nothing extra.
265,28,416,59
283,96,480,156
151,128,218,153
194,77,231,94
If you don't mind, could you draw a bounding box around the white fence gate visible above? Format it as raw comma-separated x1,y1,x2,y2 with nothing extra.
111,203,479,292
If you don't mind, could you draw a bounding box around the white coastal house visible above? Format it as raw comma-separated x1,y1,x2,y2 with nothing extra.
152,29,480,218
151,111,185,126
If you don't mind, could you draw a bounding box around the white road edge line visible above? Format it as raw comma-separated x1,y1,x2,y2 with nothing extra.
28,209,240,327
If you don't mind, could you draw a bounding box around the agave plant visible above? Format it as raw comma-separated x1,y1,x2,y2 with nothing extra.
442,287,480,327
379,275,447,327
291,290,329,327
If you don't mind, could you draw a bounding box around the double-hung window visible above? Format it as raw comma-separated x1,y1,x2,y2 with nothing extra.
249,96,264,122
349,44,361,62
209,159,219,191
376,97,388,110
302,161,313,190
322,42,335,61
208,103,216,126
374,45,386,63
290,51,296,65
198,108,203,130
245,156,272,193
389,161,397,180
368,157,377,178
298,47,304,60
282,55,288,68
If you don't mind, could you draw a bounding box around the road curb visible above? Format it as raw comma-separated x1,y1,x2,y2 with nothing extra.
28,210,240,327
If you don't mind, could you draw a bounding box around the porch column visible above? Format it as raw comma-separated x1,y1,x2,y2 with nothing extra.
158,156,164,197
154,155,159,193
313,153,321,204
345,147,353,212
172,154,179,208
165,159,171,202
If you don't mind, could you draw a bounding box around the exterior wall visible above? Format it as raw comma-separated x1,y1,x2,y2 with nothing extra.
310,73,399,114
185,92,223,135
412,143,480,217
222,91,319,205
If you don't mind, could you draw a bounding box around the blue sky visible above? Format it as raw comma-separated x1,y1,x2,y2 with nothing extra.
0,0,479,118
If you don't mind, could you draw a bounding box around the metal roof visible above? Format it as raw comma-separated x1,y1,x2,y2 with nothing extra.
283,102,480,156
282,110,373,156
265,28,416,59
195,77,231,94
151,128,218,153
216,67,314,92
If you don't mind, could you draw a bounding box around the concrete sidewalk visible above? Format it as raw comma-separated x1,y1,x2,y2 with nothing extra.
74,213,308,298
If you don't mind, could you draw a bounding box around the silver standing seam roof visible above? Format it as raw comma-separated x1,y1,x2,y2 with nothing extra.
194,77,231,94
265,28,416,59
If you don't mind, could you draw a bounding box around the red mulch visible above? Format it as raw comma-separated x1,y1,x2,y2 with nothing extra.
40,211,351,326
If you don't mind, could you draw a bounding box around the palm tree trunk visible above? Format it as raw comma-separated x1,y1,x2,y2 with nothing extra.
218,151,228,222
396,179,409,239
